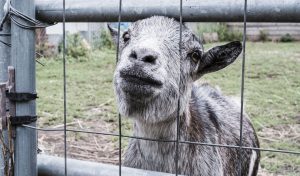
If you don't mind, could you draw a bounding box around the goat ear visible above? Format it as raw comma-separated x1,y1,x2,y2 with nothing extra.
107,24,118,45
197,41,242,75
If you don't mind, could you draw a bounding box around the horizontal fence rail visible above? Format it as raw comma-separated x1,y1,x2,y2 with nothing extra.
36,0,300,23
38,155,182,176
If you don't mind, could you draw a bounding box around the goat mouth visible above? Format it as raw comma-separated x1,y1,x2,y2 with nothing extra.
119,70,163,97
120,72,163,88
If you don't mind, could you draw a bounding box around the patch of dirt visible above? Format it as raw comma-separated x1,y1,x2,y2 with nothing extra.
38,110,299,175
294,115,300,124
258,124,300,144
247,72,281,79
257,124,300,175
38,118,120,165
258,168,285,176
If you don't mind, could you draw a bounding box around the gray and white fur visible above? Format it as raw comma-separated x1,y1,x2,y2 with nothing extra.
109,16,260,176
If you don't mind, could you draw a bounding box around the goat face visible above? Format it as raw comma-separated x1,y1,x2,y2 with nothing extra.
110,16,242,123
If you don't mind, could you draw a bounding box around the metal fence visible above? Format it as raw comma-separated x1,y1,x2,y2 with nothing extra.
0,0,300,176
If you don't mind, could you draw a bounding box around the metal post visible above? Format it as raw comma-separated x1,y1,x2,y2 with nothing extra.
10,0,37,175
35,0,300,22
0,0,11,175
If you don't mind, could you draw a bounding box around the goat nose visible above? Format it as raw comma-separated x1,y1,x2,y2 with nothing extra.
129,48,158,64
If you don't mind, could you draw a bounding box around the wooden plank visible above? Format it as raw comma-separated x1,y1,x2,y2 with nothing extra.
0,83,7,130
0,82,9,176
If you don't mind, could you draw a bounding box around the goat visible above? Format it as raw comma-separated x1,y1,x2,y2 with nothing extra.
109,16,260,176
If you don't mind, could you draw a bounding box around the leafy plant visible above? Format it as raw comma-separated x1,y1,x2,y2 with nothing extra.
36,28,56,58
259,30,269,42
93,30,115,50
195,23,243,42
216,23,243,41
280,33,294,42
59,33,89,60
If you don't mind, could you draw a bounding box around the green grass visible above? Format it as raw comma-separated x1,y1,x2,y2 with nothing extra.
37,49,117,125
36,42,300,175
204,42,300,127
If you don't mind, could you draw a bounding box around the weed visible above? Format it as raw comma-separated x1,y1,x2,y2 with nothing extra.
36,28,56,57
59,33,89,60
195,23,243,42
93,30,115,50
259,30,269,42
280,33,294,42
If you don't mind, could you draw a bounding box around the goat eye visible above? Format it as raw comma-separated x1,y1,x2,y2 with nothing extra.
123,32,130,43
191,51,201,62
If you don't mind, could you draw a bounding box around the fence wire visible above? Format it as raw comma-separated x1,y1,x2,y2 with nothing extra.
22,124,300,155
1,0,300,176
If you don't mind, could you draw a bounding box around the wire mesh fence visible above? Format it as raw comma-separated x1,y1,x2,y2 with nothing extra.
0,0,300,176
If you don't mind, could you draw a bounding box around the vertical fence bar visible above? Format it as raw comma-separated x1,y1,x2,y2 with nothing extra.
238,0,248,175
62,0,67,175
116,0,123,174
10,0,37,175
0,0,11,175
175,0,183,175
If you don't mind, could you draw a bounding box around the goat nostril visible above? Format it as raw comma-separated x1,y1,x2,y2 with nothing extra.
142,55,157,63
131,48,158,64
129,51,137,59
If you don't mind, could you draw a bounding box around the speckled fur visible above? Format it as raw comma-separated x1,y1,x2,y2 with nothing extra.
110,16,260,176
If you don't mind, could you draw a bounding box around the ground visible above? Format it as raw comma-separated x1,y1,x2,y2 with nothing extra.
36,42,300,175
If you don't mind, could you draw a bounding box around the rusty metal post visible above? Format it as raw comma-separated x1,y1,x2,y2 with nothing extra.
0,0,11,175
